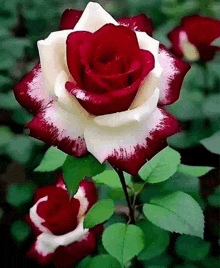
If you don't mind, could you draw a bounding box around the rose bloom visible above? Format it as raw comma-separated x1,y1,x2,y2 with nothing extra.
25,173,103,267
168,15,220,62
14,2,190,175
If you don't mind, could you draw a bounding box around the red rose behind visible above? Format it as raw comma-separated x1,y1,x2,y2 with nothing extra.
168,15,220,61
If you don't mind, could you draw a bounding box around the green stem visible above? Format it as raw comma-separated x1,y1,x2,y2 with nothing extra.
114,168,136,224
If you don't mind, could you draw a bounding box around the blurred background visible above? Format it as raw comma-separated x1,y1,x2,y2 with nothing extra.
0,0,219,267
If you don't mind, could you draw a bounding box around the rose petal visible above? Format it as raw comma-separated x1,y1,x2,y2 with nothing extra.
27,241,53,265
13,62,50,113
25,214,42,237
29,218,88,255
158,44,190,105
73,2,118,33
129,31,162,108
182,15,220,46
29,196,52,234
37,29,73,94
59,9,83,30
74,179,98,216
167,26,184,59
54,70,92,121
53,230,96,268
66,78,142,115
84,106,179,175
66,31,93,87
26,102,88,157
36,187,80,235
94,87,160,127
117,13,153,36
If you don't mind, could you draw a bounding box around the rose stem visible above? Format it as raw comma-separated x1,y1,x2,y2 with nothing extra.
114,168,136,224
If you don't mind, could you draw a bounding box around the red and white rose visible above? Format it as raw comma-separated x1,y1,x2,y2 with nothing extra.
14,2,190,175
26,173,103,267
168,15,220,62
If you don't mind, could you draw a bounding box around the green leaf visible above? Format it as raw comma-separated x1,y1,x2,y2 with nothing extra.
175,235,210,261
200,131,220,155
137,219,170,261
139,147,180,183
0,91,20,109
93,169,131,188
202,94,220,117
10,220,31,242
87,255,121,268
160,172,199,196
208,186,220,207
178,164,213,177
63,154,105,196
6,183,36,207
168,131,194,149
35,146,67,172
0,126,13,146
84,199,114,229
102,223,145,264
76,257,92,268
143,191,204,238
6,135,35,164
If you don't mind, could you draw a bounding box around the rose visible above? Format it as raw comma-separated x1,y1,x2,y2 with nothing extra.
14,2,190,175
25,173,103,267
168,15,220,62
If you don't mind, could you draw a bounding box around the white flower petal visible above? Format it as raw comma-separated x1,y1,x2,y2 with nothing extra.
130,31,162,108
37,30,73,94
94,87,160,127
54,70,93,123
179,31,199,61
30,196,51,234
73,2,118,33
35,218,89,255
74,186,89,219
84,105,164,163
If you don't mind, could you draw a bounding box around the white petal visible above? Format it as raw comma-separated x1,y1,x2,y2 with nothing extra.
73,2,118,33
37,30,73,95
74,186,89,219
94,87,160,127
54,70,93,122
84,105,164,163
130,32,162,108
179,31,199,61
35,218,89,255
30,196,51,234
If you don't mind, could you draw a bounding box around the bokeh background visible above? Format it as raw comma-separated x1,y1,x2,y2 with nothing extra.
0,0,219,267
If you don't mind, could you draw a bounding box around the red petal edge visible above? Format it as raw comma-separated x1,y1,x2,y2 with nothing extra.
13,62,49,113
59,9,83,30
117,13,153,36
26,107,88,157
108,109,180,176
158,44,190,105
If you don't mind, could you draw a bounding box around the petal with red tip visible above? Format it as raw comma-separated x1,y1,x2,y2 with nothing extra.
74,179,98,217
158,44,190,105
117,13,153,36
13,62,50,113
53,231,96,268
167,26,184,59
26,103,88,157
